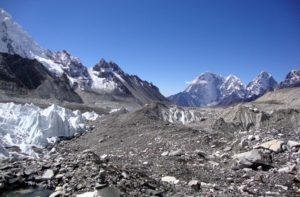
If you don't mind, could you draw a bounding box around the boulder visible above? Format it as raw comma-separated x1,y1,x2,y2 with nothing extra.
168,149,184,156
287,141,300,148
255,139,284,153
161,176,179,184
161,151,169,156
42,169,54,180
278,164,296,173
188,180,201,190
233,149,271,169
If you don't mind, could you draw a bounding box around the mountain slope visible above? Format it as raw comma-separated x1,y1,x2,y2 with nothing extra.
218,75,247,105
254,87,300,108
279,69,300,88
185,72,224,103
169,72,223,107
169,73,247,107
246,71,278,100
169,71,282,107
0,52,83,103
89,59,166,104
0,8,167,107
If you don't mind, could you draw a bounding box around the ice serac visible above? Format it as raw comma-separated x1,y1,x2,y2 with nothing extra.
0,102,98,157
279,69,300,88
246,71,278,100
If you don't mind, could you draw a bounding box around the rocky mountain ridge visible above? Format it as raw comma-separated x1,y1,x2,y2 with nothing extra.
0,52,82,103
0,8,167,108
169,70,299,107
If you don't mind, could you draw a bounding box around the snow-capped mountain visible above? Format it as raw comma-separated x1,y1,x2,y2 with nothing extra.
88,58,127,93
53,50,92,88
218,75,247,106
184,72,224,105
246,71,278,99
0,8,167,106
0,9,49,60
169,71,281,107
169,72,223,107
0,8,88,85
279,69,300,88
0,52,83,103
88,58,166,104
220,75,246,99
169,72,246,107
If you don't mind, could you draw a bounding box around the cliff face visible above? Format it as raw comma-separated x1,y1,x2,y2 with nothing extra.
0,52,83,103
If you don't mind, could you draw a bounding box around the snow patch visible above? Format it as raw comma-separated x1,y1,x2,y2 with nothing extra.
109,108,122,114
34,56,64,76
88,69,119,92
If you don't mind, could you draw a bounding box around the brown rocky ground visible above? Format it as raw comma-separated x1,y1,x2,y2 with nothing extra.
1,88,300,196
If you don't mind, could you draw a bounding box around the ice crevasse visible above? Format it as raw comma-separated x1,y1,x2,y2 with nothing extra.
0,102,99,158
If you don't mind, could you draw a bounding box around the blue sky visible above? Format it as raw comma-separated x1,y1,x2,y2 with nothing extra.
1,0,300,96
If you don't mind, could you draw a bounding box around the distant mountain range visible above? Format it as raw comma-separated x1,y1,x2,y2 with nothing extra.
0,8,167,107
169,70,300,107
0,8,299,109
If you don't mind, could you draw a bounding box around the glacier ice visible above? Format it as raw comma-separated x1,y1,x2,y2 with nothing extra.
0,102,99,157
160,105,203,125
82,111,100,121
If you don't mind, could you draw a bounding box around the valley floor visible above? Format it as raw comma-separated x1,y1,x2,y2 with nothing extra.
1,88,300,196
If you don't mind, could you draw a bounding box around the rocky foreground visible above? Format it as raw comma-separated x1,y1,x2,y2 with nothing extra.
1,88,300,196
1,128,300,196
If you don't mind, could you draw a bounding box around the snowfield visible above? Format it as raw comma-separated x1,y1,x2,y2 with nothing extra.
0,102,99,158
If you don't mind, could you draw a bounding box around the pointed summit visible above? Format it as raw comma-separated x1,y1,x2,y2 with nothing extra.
92,58,124,75
220,75,246,99
181,72,224,106
0,8,48,59
185,72,224,93
246,71,278,99
279,69,300,88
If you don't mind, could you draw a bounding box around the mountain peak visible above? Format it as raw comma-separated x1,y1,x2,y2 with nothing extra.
220,75,246,100
170,71,280,107
279,69,300,88
54,50,82,66
257,71,272,78
0,8,48,59
0,8,168,106
225,75,240,81
187,72,223,86
246,71,277,99
93,58,124,74
0,8,12,19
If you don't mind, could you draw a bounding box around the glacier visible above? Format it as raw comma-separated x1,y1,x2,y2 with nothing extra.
0,102,99,158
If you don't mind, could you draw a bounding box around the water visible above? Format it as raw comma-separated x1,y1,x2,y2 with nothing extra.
0,188,53,197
